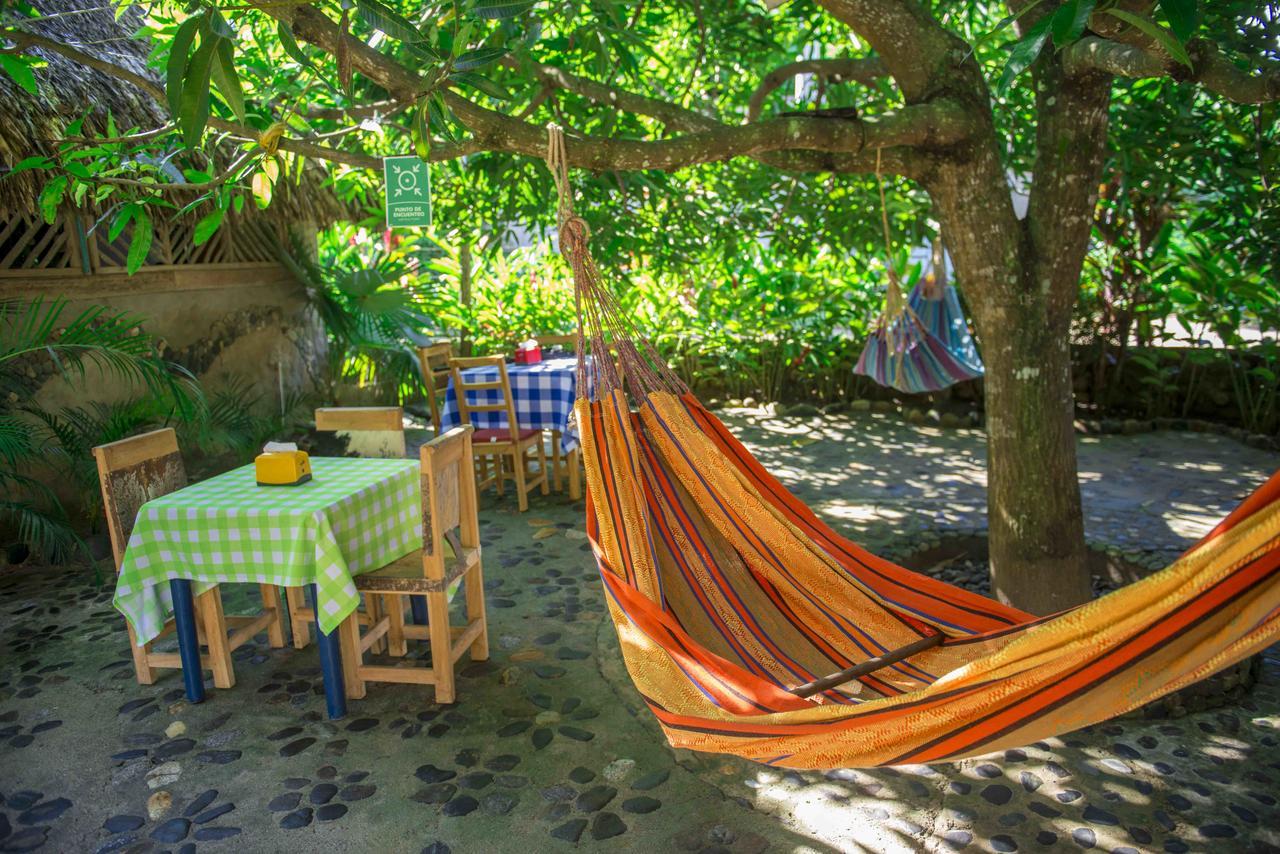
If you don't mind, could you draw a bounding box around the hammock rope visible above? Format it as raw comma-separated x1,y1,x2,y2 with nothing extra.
544,124,1280,769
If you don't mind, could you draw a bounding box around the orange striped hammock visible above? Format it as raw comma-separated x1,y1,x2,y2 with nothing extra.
546,127,1280,770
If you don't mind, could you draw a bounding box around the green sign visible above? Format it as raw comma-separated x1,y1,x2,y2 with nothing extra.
384,155,431,228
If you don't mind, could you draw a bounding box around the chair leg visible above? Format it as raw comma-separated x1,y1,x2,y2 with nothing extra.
568,448,582,501
365,595,386,655
258,584,287,648
336,612,366,700
536,442,549,496
550,430,563,492
386,594,407,657
493,452,506,496
427,589,455,704
465,564,489,662
285,587,311,649
126,622,159,685
196,588,235,689
512,448,529,512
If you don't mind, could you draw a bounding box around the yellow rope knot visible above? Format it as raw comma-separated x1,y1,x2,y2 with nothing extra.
258,122,287,156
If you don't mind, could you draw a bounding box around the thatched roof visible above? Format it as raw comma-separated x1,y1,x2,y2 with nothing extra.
0,0,353,225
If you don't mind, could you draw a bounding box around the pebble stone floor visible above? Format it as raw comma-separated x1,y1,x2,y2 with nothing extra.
1,407,1277,854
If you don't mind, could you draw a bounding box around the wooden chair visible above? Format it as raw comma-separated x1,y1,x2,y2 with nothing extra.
337,426,488,704
535,334,576,353
93,428,287,689
315,406,406,458
290,407,407,651
416,342,454,435
449,356,549,512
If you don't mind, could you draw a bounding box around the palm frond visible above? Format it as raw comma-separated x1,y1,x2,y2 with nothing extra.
0,498,87,564
0,296,200,416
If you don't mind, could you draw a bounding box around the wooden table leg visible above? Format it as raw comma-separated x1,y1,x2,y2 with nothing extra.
285,587,311,649
308,584,347,720
169,579,205,704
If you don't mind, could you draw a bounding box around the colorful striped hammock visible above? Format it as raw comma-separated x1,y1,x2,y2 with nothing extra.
854,277,985,394
546,128,1280,769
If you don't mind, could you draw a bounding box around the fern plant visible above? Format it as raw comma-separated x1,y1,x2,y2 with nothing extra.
0,296,194,563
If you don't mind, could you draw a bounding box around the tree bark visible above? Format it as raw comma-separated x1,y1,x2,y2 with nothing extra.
459,239,474,357
981,303,1092,613
922,104,1095,614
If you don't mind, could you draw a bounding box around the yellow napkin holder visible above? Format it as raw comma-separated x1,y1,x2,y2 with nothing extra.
255,450,312,486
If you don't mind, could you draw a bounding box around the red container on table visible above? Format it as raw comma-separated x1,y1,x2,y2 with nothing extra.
514,344,542,365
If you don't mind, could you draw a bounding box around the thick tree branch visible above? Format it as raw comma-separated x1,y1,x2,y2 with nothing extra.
441,86,969,171
815,0,957,100
1064,36,1280,105
260,2,971,175
517,59,719,133
747,57,887,122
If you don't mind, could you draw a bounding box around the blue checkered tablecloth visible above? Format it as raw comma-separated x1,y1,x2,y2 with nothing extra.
439,356,583,452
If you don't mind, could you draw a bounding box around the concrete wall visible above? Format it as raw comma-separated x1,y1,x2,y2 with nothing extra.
11,263,327,415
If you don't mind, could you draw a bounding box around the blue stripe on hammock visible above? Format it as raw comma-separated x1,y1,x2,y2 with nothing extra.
855,284,984,394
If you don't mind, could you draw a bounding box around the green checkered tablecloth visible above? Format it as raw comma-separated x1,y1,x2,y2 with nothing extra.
115,457,421,643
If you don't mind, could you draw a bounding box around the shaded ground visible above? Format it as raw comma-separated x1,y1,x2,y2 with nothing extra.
0,408,1276,854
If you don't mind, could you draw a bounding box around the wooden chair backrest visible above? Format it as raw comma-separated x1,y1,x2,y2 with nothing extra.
419,426,480,579
92,428,188,572
535,334,576,353
315,406,406,458
416,342,454,433
449,356,522,443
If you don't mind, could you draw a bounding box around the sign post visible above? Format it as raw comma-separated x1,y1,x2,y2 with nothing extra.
383,155,431,228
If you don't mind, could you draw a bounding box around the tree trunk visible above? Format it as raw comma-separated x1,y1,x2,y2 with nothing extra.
459,238,474,357
982,305,1092,613
925,124,1095,615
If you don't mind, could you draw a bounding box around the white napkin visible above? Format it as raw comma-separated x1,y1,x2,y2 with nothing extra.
262,441,298,454
518,339,538,351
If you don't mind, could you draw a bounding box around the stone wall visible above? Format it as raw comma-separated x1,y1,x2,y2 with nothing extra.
17,263,326,414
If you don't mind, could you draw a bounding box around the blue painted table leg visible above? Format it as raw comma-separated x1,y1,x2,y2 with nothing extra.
308,584,347,720
169,579,205,704
410,596,428,626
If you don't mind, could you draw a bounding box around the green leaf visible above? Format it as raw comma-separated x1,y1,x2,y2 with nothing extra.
38,176,67,224
192,208,224,246
0,54,38,95
471,0,534,19
356,0,425,42
413,100,431,160
210,36,246,121
1158,0,1197,43
208,9,236,39
453,46,507,71
166,13,203,116
251,170,273,208
1051,0,1095,48
449,70,513,100
1105,9,1193,68
427,93,455,142
996,14,1053,96
126,208,152,274
277,20,316,71
108,204,136,243
179,32,218,147
9,155,52,175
